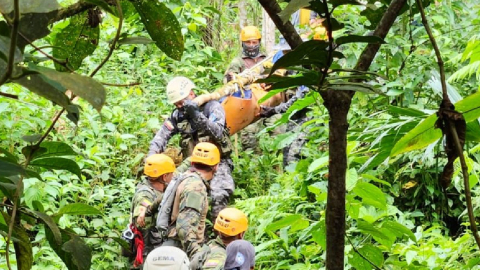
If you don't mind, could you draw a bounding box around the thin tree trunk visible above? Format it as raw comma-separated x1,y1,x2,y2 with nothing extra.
262,9,275,54
239,0,248,28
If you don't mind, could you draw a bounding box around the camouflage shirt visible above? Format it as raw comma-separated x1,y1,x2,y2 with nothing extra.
168,171,209,257
201,237,227,270
148,101,228,158
131,178,164,229
225,52,267,76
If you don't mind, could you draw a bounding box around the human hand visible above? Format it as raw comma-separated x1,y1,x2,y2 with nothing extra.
136,206,147,227
183,99,199,117
260,105,276,118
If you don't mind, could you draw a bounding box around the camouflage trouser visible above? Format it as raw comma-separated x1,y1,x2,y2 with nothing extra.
239,114,286,151
210,158,234,222
282,116,311,168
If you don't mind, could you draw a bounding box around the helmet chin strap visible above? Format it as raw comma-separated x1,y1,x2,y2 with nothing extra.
242,43,260,58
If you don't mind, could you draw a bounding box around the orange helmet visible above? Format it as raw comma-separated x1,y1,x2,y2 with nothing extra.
240,26,261,41
144,154,176,177
214,208,248,236
191,142,220,166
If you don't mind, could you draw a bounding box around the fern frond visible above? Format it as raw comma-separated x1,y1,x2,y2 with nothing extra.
448,61,480,82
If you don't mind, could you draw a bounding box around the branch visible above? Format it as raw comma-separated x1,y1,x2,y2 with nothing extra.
101,81,141,87
0,0,20,86
49,1,95,24
90,0,123,77
346,235,382,270
256,0,303,49
0,91,18,99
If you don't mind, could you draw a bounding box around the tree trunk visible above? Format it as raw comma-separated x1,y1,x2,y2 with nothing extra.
262,9,275,54
239,0,248,28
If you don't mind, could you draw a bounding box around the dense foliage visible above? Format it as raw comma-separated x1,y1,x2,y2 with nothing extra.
1,0,480,269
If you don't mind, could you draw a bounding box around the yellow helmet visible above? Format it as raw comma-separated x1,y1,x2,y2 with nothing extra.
240,26,261,41
144,154,176,177
191,142,220,166
166,76,195,104
214,208,248,236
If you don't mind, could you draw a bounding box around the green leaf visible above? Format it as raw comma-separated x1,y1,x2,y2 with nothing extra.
0,176,17,199
57,203,101,217
0,148,18,163
0,35,23,63
381,220,416,242
361,174,391,187
352,182,387,210
62,235,92,270
269,40,329,75
83,0,116,14
0,159,25,177
29,157,81,178
390,114,441,157
266,214,306,232
278,0,313,24
27,209,62,244
308,156,329,173
357,220,394,248
132,0,184,60
455,90,480,123
387,106,427,117
327,82,383,95
311,220,326,249
329,0,363,7
21,134,42,143
53,13,100,72
46,227,91,270
466,121,480,142
24,142,77,161
272,132,298,150
0,0,59,13
117,36,155,45
14,73,72,110
13,224,33,270
28,65,106,111
350,244,384,270
112,236,131,250
336,35,385,45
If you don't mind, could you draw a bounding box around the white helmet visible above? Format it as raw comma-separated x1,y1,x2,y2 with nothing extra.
143,246,190,270
166,76,195,104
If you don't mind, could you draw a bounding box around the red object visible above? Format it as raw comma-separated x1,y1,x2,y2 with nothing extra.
130,224,145,268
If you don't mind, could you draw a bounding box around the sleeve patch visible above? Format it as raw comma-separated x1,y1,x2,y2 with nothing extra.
183,192,204,212
164,120,174,131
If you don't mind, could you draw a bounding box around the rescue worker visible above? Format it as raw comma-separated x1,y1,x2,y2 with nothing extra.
129,154,176,268
190,208,249,269
225,26,266,81
224,240,255,270
143,246,190,270
162,142,221,258
148,76,234,223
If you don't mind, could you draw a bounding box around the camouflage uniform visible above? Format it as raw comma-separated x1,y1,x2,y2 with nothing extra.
201,237,227,270
148,100,234,222
130,178,164,259
166,171,209,258
225,52,266,79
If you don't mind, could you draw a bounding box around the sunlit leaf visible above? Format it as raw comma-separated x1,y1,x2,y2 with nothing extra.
30,157,81,178
23,141,77,161
132,0,184,60
352,182,387,210
57,203,101,217
381,220,416,242
0,0,59,13
117,36,154,45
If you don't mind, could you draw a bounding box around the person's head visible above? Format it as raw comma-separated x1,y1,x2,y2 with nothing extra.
190,142,220,181
144,154,176,192
143,246,190,270
224,240,255,270
166,76,196,110
240,26,261,58
214,208,248,246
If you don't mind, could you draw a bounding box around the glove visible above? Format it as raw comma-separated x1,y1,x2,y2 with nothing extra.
260,105,276,118
183,99,200,118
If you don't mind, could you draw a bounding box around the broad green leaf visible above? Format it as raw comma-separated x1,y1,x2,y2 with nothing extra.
272,132,298,150
308,156,329,173
27,209,62,244
62,235,92,270
361,174,391,187
28,65,106,111
330,0,363,7
324,18,344,32
269,40,329,75
57,203,101,217
30,157,81,178
390,114,441,157
352,182,387,210
266,214,305,232
387,106,427,117
357,220,394,248
327,82,383,95
277,92,317,124
112,237,131,250
258,73,319,100
336,35,385,45
466,121,480,142
311,219,326,249
381,220,416,242
133,0,184,60
14,73,72,110
21,134,42,143
0,35,23,63
0,159,25,177
278,0,312,24
405,250,417,265
2,213,33,270
23,142,77,161
0,0,59,13
0,176,16,199
83,0,116,14
53,13,100,71
118,36,155,45
350,244,384,270
0,147,18,163
455,90,480,123
46,227,90,270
